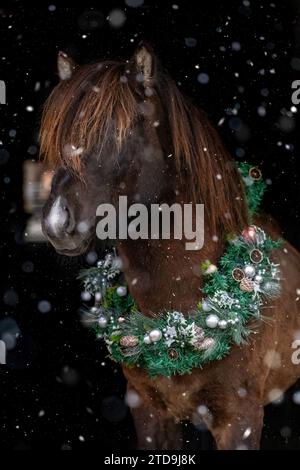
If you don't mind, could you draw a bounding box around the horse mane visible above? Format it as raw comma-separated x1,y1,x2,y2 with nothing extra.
40,60,249,235
157,75,249,234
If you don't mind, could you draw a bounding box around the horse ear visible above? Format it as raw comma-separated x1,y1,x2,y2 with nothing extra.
57,51,77,80
131,42,156,85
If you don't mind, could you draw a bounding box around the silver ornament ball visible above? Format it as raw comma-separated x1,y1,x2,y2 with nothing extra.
116,286,127,297
149,329,163,342
218,319,228,329
143,335,151,345
98,315,108,328
202,300,212,312
205,314,219,329
254,274,263,283
244,265,256,278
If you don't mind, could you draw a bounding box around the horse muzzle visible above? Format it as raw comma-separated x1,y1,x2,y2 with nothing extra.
42,196,94,256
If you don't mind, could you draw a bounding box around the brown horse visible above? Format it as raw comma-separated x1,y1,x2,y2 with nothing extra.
40,44,300,450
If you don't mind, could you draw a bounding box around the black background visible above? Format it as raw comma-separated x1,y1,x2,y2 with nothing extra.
1,0,300,450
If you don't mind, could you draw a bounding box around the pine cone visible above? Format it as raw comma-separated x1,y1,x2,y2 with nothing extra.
197,337,216,351
239,277,255,292
191,325,205,349
119,335,139,347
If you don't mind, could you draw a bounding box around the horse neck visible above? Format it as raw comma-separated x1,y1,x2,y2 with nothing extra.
117,221,225,316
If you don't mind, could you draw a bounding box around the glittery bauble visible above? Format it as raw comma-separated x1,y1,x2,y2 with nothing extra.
249,167,262,181
254,274,263,283
116,286,127,297
250,248,263,264
149,329,163,342
232,267,245,282
168,348,179,360
118,316,126,323
119,335,139,347
205,314,219,328
95,292,102,302
98,315,108,328
244,264,256,278
218,319,228,329
198,337,216,351
143,334,151,345
242,226,257,242
202,300,212,312
239,277,255,292
205,264,217,275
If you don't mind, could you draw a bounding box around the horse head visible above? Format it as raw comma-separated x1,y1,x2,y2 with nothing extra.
40,43,248,256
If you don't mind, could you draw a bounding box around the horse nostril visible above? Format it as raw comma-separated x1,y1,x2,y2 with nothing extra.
63,206,70,231
64,205,76,234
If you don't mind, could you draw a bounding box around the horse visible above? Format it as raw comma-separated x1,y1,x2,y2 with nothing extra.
40,43,300,450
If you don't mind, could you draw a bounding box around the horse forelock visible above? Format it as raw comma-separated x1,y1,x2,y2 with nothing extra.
39,61,139,176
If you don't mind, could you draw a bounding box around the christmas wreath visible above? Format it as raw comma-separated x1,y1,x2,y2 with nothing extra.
79,163,282,377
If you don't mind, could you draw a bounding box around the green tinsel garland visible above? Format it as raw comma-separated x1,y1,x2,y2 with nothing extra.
79,163,282,377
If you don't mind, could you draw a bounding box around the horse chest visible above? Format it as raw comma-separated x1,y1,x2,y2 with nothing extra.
124,367,206,420
154,379,197,419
